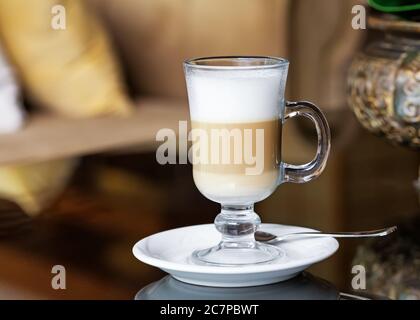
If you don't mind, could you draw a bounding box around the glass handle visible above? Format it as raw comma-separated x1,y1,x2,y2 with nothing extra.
281,101,331,183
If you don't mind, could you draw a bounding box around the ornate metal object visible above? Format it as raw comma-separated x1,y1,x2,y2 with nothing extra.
348,15,420,149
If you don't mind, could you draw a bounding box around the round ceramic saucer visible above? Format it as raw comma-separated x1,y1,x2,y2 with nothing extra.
132,224,339,287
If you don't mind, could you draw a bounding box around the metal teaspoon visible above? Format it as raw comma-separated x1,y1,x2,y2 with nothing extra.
255,226,397,243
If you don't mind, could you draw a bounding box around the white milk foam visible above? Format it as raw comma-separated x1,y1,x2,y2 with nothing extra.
187,69,283,123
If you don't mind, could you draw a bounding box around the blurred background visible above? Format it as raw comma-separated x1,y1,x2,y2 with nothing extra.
0,0,419,299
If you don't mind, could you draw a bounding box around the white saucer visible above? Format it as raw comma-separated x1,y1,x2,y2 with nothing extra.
132,224,339,287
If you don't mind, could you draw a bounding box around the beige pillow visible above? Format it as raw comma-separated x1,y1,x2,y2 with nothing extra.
0,0,133,215
0,0,132,117
0,159,78,215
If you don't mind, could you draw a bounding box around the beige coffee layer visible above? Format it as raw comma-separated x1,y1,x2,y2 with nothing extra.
191,120,281,175
193,169,279,201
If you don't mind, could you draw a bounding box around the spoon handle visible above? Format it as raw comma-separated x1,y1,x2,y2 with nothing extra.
278,226,397,241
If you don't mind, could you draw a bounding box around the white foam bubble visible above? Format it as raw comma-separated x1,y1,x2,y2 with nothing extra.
186,68,287,123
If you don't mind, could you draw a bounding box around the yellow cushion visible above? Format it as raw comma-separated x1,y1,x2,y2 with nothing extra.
0,159,78,215
0,0,133,215
0,0,132,117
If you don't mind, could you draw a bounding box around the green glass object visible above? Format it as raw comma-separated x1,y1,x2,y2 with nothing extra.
368,0,420,12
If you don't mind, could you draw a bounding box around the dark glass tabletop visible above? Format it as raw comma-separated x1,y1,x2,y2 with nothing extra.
135,273,384,300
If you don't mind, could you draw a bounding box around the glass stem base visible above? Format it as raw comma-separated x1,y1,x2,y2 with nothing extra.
192,205,282,266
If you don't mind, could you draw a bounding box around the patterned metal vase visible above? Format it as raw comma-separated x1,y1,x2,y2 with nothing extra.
348,14,420,149
349,13,420,300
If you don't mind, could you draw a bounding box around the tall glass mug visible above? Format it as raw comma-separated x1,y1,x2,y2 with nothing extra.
184,56,331,266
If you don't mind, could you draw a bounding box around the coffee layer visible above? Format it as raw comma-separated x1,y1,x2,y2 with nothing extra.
191,119,281,203
193,170,279,204
191,120,281,175
186,68,285,123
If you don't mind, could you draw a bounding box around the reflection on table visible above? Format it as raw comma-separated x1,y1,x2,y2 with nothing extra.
135,272,389,300
136,272,340,300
